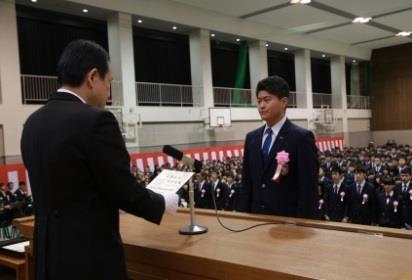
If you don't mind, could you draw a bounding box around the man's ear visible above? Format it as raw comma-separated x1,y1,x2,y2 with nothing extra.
85,68,98,88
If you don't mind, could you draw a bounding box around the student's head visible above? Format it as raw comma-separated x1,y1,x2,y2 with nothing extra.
57,40,112,108
382,176,395,193
19,181,26,189
210,171,218,182
331,166,343,184
400,167,411,183
256,76,289,126
354,166,366,184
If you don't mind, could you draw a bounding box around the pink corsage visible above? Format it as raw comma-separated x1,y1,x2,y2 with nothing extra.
216,188,220,198
393,201,399,213
340,191,345,202
229,189,235,198
201,189,205,198
318,199,324,210
362,194,368,205
272,151,290,183
409,189,412,201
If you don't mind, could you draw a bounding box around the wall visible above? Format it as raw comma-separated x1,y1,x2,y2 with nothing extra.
371,42,412,130
372,130,412,146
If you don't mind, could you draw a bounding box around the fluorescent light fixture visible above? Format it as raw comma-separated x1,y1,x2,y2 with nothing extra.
236,38,241,42
352,60,357,63
352,17,372,23
322,54,326,58
396,31,411,37
31,0,37,2
284,47,288,51
265,43,269,47
211,33,216,37
172,26,177,30
290,0,311,4
82,9,88,13
137,19,143,23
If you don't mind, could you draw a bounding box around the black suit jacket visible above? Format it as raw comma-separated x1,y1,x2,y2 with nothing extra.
238,119,319,218
21,92,165,280
347,182,378,225
377,192,403,228
211,181,229,210
195,181,213,209
324,180,351,222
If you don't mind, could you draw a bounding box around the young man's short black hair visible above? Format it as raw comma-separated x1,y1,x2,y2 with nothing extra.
331,165,343,174
354,166,366,174
401,167,412,175
57,39,110,87
256,75,289,99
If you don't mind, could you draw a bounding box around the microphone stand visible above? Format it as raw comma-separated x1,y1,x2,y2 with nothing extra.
179,173,208,235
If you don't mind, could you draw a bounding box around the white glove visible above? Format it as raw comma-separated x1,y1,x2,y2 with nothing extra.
161,192,179,215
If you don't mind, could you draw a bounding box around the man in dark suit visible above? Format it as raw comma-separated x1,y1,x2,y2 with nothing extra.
21,40,178,280
377,176,403,228
194,172,213,209
324,166,351,222
225,174,241,211
210,171,229,210
348,166,379,225
237,76,319,218
396,167,412,229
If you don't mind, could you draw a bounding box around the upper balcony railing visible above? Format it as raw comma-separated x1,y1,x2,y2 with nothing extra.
19,75,370,109
135,82,201,107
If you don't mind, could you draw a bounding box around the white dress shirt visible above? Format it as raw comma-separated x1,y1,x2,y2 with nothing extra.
57,88,86,104
261,115,287,151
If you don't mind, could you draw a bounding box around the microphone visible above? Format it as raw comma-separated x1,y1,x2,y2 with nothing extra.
163,145,202,173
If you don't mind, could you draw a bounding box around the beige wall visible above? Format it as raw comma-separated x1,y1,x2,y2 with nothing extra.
372,130,412,146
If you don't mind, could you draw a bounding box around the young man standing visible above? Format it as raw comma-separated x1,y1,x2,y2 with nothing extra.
238,76,319,218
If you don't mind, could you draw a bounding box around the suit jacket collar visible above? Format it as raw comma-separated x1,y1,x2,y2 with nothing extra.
48,91,85,103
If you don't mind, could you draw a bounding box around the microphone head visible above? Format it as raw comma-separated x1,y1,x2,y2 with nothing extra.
163,145,183,161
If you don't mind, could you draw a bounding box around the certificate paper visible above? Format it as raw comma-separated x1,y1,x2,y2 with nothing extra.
147,170,194,195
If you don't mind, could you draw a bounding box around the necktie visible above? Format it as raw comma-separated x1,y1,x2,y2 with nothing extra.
357,184,361,194
403,184,407,193
334,184,338,194
262,128,273,162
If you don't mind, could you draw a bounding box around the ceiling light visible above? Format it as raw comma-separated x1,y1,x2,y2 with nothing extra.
322,54,326,58
290,0,311,4
137,19,143,24
352,60,357,63
265,43,269,47
284,47,288,51
352,17,372,23
211,33,216,37
236,38,240,42
300,0,311,3
396,31,411,37
82,9,88,13
31,0,37,2
172,26,177,30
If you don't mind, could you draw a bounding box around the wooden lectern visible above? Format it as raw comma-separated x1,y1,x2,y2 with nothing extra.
14,209,412,280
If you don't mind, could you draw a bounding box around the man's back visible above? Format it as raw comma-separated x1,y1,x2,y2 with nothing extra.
21,92,164,280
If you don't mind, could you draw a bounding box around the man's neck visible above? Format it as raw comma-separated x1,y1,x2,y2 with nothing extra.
266,113,285,128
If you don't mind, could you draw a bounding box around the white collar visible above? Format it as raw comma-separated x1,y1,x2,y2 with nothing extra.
264,115,287,136
57,88,86,104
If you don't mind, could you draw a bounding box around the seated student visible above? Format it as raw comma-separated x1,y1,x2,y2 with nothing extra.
348,166,379,225
377,176,403,228
324,166,350,222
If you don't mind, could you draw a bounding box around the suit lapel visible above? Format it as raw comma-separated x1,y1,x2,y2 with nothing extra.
263,119,291,174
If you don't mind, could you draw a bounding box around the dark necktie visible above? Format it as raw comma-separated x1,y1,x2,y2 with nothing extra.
333,184,338,194
262,128,273,162
357,184,361,194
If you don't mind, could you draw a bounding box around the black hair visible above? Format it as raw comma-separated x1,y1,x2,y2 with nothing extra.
256,75,289,99
57,39,110,87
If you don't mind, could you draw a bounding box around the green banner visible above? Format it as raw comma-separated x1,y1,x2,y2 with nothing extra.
233,41,248,107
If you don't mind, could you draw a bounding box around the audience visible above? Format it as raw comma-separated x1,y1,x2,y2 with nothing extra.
2,140,411,233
